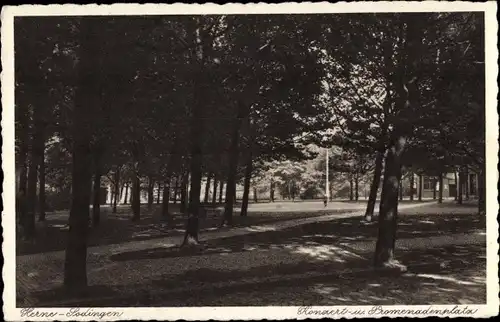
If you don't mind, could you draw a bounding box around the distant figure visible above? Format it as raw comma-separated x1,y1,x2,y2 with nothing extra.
323,195,328,207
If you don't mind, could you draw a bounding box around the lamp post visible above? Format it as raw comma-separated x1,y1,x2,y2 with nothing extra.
326,148,329,204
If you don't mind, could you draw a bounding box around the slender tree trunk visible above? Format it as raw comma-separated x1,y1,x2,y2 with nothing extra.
17,108,30,228
180,171,188,213
438,172,444,203
219,180,224,204
212,175,218,205
374,135,406,268
92,153,102,227
109,184,114,207
173,175,180,204
162,177,172,225
204,174,212,204
399,178,403,201
147,175,154,211
240,152,253,217
233,181,238,205
465,167,470,200
156,182,161,204
119,182,124,204
354,173,359,201
432,178,437,200
477,168,485,214
270,180,275,202
409,172,414,201
38,143,46,221
182,27,207,245
454,172,458,201
253,187,258,203
17,162,28,225
25,154,38,238
25,135,41,238
418,174,423,201
92,173,101,227
223,103,246,226
349,175,354,201
131,167,141,221
112,167,120,213
458,169,463,205
365,148,384,221
25,103,46,237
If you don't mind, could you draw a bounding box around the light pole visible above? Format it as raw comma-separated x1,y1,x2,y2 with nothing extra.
326,148,329,204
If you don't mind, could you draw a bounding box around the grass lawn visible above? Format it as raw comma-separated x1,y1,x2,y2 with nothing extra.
17,205,486,307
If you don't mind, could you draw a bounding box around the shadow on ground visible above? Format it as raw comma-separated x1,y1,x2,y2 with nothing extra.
108,212,485,262
29,243,486,307
17,205,358,255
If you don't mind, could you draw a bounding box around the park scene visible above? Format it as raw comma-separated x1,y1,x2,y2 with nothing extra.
14,12,487,307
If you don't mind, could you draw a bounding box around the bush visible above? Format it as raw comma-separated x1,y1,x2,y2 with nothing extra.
45,189,72,211
300,186,323,199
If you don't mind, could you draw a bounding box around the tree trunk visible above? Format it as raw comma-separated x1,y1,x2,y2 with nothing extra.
183,27,207,245
457,170,463,205
64,140,92,289
270,180,275,202
64,20,96,289
454,172,458,201
438,172,444,203
173,175,180,204
17,109,30,228
119,182,125,205
354,173,359,201
162,178,172,225
374,135,406,268
465,167,469,200
365,148,384,221
25,105,46,237
409,172,414,201
399,178,403,201
112,167,120,213
477,168,485,214
373,22,417,266
212,175,218,205
204,174,212,204
92,172,101,227
109,184,114,207
147,175,154,211
156,182,161,204
253,187,258,203
432,178,437,200
349,175,354,201
92,154,102,227
223,103,246,226
25,155,38,239
240,152,253,217
131,168,141,221
418,174,423,201
38,143,46,221
180,171,188,214
25,138,40,239
219,180,224,203
233,181,238,205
